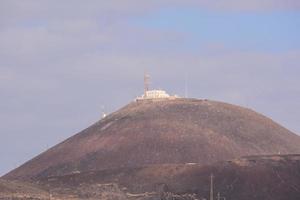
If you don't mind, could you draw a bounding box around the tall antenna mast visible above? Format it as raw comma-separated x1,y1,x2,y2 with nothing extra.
210,174,214,200
185,73,188,98
144,72,150,97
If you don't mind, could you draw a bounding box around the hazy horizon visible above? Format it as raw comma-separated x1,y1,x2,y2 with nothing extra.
1,0,300,176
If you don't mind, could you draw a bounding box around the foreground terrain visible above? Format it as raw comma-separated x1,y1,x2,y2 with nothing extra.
1,155,300,200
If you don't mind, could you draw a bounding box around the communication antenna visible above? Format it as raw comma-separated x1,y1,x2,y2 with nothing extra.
144,72,150,97
210,174,214,200
185,73,188,98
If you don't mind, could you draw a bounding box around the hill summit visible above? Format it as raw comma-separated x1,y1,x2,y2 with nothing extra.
4,98,300,180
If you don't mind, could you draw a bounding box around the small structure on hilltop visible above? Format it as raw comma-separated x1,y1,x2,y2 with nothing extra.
136,73,178,101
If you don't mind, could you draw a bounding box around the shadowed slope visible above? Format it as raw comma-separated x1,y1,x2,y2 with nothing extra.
4,98,300,180
40,155,300,200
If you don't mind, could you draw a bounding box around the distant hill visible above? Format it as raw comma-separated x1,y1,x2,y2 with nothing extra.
4,98,300,180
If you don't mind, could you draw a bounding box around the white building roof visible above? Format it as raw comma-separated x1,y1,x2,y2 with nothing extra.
136,89,178,101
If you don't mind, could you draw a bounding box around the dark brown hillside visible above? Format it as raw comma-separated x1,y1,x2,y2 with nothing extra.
4,98,300,180
2,155,300,200
39,154,300,200
0,179,49,199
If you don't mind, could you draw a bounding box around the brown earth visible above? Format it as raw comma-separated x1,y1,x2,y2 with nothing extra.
0,179,49,199
4,98,300,180
3,155,299,200
0,179,129,200
39,154,300,200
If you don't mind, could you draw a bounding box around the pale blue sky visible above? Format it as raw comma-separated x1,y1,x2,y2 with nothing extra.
0,0,300,176
135,9,300,51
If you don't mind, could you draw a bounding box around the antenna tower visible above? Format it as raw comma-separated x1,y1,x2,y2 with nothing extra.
185,73,188,98
144,72,150,97
210,174,214,200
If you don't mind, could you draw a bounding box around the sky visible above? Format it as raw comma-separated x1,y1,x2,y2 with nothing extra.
0,0,300,176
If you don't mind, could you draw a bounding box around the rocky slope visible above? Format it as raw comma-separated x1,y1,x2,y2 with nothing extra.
39,154,300,200
0,179,48,199
4,155,297,200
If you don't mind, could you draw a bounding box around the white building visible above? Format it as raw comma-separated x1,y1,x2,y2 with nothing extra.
144,90,170,99
136,89,178,101
136,73,178,101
